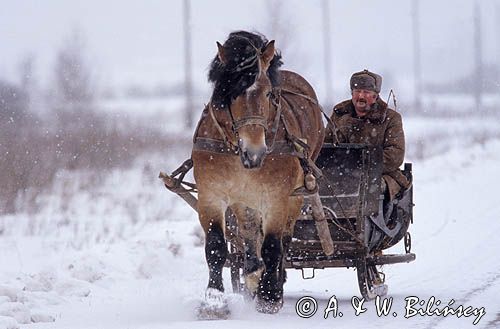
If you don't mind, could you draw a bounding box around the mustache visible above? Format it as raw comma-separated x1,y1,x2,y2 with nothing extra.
357,98,367,103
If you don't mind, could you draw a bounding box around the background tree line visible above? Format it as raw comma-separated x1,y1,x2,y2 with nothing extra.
0,32,173,215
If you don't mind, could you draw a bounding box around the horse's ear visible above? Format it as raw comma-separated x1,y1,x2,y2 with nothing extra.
261,40,275,67
216,42,227,65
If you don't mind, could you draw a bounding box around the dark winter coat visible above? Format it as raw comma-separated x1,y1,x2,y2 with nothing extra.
325,98,410,199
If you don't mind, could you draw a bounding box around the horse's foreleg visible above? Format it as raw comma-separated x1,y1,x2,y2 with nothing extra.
197,203,230,319
259,233,283,305
205,222,227,291
199,205,227,292
256,202,289,314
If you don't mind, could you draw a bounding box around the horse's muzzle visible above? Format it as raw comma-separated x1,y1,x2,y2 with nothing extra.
239,143,267,169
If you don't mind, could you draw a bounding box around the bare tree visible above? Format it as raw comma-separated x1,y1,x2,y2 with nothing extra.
473,0,483,112
496,3,500,94
183,0,194,128
0,79,31,214
412,0,422,113
18,53,42,114
18,54,36,92
261,0,305,71
53,29,95,112
322,0,333,105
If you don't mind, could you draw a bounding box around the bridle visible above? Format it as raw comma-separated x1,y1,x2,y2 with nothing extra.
201,35,334,159
208,87,282,155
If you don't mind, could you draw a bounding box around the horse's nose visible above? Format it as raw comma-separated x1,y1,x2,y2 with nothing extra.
239,141,267,169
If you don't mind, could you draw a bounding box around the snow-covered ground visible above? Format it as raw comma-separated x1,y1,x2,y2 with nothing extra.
1,123,500,328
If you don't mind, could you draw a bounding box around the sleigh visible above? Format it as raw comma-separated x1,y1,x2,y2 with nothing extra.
161,143,415,300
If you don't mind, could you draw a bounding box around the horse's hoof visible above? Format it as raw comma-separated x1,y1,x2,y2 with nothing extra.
255,296,283,314
196,288,230,320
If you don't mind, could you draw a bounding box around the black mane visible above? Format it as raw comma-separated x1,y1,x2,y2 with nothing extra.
208,31,283,109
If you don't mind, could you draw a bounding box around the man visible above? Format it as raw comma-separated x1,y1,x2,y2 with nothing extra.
326,69,410,200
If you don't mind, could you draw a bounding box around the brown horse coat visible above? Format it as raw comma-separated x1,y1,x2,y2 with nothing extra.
192,69,324,233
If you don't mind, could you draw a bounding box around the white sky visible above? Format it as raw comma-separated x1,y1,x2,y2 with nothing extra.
1,0,499,102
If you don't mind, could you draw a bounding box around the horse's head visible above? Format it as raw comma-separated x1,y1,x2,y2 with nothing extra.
208,31,282,169
223,40,275,169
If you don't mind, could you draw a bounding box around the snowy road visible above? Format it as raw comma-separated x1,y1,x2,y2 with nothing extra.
1,139,500,329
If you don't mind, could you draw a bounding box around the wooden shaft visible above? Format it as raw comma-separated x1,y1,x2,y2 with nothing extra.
159,172,198,212
310,192,335,256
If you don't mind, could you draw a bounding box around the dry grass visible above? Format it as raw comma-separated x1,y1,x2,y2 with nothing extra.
0,107,176,215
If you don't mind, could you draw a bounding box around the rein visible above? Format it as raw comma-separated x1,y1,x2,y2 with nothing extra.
280,88,340,145
208,104,239,153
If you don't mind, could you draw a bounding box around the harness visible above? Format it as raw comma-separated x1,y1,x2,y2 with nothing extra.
167,87,336,195
199,88,329,178
194,87,304,158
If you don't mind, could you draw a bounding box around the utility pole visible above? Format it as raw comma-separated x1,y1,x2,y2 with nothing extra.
322,0,333,106
411,0,422,113
473,0,483,113
268,0,283,41
497,3,500,94
183,0,194,128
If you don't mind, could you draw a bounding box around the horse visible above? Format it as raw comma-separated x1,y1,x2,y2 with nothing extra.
191,30,325,316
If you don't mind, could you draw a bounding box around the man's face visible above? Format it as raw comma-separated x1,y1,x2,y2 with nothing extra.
351,89,378,116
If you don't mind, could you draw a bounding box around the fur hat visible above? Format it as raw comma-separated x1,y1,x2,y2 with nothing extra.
350,69,382,93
